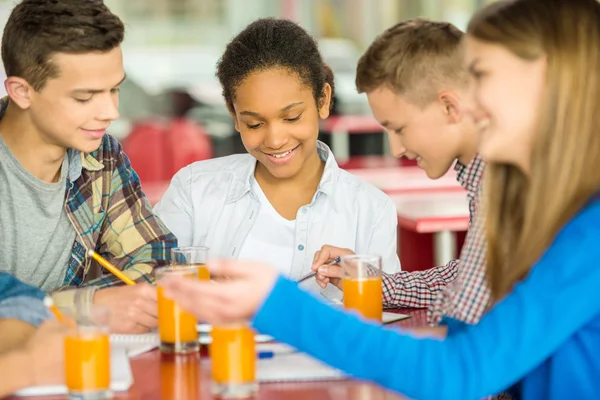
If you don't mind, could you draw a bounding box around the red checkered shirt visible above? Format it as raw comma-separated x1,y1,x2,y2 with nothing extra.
382,155,488,323
427,154,490,325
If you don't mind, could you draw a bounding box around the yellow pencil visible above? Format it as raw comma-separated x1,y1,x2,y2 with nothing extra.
88,249,136,286
43,296,64,322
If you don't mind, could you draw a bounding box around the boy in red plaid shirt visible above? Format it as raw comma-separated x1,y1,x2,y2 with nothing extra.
313,19,489,328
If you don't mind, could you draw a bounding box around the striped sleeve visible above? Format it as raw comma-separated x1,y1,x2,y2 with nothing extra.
382,260,460,309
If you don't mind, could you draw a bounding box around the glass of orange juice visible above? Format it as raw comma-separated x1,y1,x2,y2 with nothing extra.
341,255,383,322
64,306,111,400
210,323,257,398
172,246,210,280
156,265,200,354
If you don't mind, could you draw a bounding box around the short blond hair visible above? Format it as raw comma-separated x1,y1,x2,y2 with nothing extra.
356,18,468,106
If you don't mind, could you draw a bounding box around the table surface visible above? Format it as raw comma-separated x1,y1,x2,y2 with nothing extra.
390,191,470,233
347,166,463,194
13,309,427,400
320,115,384,134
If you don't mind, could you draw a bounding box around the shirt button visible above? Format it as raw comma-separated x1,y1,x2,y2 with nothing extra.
298,244,305,251
302,207,308,214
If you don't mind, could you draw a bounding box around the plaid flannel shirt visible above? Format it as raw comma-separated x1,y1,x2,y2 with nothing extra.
427,154,490,325
382,155,487,318
0,98,177,308
52,132,177,308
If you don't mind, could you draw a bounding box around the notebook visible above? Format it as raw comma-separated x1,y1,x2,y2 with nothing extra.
14,346,133,397
257,343,346,383
383,311,411,324
110,328,273,351
197,324,274,344
326,299,411,324
110,332,160,358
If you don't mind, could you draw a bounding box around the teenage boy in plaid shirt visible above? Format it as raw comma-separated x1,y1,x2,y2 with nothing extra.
0,0,176,333
312,19,490,327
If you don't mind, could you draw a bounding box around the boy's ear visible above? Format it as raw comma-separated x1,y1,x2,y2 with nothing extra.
438,91,463,124
5,77,33,110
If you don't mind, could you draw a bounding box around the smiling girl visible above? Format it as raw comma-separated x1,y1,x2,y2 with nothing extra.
154,18,400,297
160,0,600,398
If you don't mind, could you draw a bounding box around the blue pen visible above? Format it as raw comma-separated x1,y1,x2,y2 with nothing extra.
257,351,276,359
257,348,296,359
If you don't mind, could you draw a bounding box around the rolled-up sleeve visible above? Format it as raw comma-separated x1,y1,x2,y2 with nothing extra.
0,296,51,327
0,272,50,326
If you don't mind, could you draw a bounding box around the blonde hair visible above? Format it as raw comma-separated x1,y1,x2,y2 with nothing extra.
356,18,469,106
468,0,600,301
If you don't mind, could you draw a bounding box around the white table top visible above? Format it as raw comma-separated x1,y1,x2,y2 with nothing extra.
390,191,470,233
348,166,463,194
320,115,383,134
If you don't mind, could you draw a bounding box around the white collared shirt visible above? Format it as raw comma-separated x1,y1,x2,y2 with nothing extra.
154,141,400,297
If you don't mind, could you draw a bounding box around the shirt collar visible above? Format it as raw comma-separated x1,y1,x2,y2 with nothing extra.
228,140,340,211
0,97,104,183
454,153,486,197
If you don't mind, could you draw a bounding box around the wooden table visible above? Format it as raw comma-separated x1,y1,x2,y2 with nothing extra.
15,309,426,400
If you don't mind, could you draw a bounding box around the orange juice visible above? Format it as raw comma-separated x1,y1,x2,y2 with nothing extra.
210,325,256,384
196,263,210,280
173,263,210,280
343,277,383,322
157,286,198,345
65,332,110,391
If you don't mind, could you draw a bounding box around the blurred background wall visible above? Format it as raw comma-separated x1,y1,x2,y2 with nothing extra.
0,0,501,271
0,0,500,170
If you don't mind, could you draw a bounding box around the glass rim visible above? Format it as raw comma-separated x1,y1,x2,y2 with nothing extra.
66,325,110,335
60,305,111,329
211,321,251,329
339,254,382,264
342,275,383,281
155,264,200,277
60,304,111,315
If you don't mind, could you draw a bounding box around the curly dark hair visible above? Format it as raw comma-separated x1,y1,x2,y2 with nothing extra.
216,18,335,113
1,0,125,91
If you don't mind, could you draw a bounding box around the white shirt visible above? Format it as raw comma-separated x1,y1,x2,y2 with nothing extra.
238,177,296,277
154,141,401,297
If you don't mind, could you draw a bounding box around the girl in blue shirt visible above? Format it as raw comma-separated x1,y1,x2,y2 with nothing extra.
160,1,600,398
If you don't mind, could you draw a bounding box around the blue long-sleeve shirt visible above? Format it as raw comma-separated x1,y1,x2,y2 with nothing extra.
252,199,600,399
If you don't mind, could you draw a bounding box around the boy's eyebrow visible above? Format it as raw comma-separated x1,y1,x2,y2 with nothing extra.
380,120,404,132
467,58,480,73
71,74,127,95
380,120,399,129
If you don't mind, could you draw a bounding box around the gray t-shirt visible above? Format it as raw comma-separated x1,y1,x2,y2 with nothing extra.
0,135,76,291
